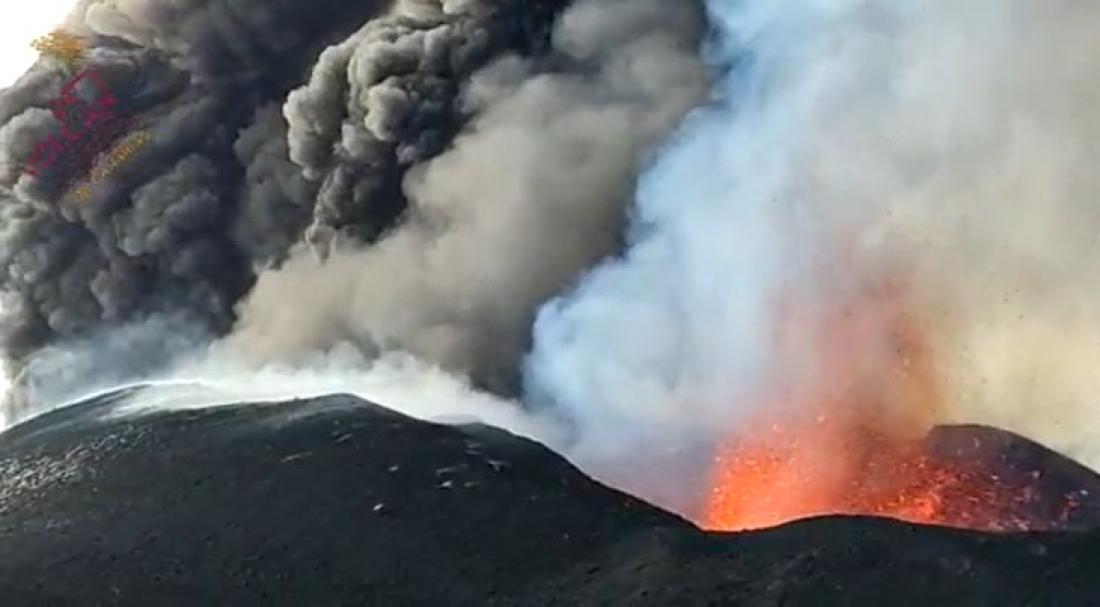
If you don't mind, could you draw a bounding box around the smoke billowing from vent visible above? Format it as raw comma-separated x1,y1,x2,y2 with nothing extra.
524,0,1100,508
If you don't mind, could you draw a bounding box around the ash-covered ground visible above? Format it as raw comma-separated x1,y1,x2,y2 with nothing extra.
0,390,1098,606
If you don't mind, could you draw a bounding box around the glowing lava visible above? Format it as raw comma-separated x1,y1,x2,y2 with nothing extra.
702,276,1090,532
703,416,1046,532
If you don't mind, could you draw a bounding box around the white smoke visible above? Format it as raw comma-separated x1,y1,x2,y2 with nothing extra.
4,328,566,452
524,0,1100,510
119,347,564,446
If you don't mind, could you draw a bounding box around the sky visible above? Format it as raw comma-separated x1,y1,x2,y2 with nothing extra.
0,0,77,86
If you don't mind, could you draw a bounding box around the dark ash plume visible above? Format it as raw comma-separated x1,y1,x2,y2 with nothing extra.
224,0,711,392
0,0,570,397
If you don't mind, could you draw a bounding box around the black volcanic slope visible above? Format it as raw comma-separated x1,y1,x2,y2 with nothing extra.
0,391,1099,606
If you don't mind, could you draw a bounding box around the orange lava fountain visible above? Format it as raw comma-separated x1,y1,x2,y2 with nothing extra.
702,277,1060,532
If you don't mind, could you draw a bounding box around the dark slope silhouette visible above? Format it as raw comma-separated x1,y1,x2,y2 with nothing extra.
1,390,1099,606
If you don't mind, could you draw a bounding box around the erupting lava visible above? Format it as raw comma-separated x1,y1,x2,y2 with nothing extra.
704,416,1058,532
702,277,1098,533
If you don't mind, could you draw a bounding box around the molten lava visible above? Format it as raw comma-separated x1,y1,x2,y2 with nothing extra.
704,417,1051,532
702,276,1098,533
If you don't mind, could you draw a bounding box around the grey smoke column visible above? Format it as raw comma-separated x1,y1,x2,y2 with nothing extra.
0,0,569,391
223,0,710,391
286,0,568,250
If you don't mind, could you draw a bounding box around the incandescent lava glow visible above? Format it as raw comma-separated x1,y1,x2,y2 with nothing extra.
703,416,1042,532
702,276,1072,533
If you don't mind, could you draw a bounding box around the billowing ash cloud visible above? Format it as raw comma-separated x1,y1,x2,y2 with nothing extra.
220,0,710,391
0,0,571,380
284,0,569,248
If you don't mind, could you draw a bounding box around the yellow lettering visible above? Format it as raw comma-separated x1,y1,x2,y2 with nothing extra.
31,30,87,68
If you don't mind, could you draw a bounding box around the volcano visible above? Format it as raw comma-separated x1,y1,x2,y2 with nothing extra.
704,422,1100,533
0,387,1099,605
697,275,1100,534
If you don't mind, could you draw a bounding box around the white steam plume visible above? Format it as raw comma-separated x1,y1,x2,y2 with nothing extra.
120,347,564,447
3,317,564,450
524,0,1100,510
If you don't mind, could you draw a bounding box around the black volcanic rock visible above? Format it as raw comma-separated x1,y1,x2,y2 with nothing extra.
923,424,1100,530
0,390,1098,606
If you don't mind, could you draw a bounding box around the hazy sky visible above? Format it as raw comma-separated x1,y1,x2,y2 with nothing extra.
0,0,77,86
